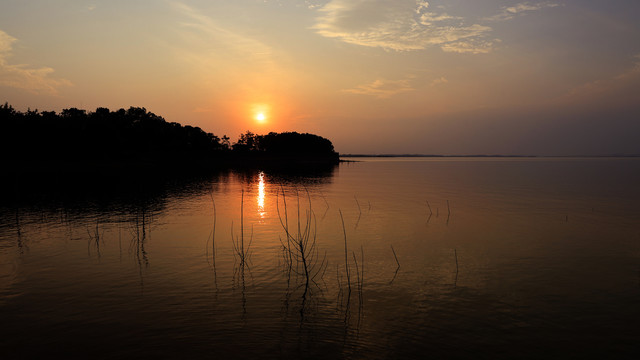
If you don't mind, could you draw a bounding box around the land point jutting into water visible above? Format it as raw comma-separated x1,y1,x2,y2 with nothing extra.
0,103,340,174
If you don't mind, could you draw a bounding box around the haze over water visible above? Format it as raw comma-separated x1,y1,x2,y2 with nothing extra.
2,157,639,359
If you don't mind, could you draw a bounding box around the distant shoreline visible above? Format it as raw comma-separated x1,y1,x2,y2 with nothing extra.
340,154,640,158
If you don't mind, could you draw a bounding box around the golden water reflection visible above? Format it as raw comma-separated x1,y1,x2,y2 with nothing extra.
257,172,266,219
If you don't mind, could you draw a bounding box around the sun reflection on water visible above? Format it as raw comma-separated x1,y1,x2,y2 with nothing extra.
257,172,266,218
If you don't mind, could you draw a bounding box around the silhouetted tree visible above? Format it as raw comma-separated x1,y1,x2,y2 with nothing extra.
221,135,231,150
0,102,15,117
1,103,339,171
232,131,258,152
61,108,86,119
257,132,337,157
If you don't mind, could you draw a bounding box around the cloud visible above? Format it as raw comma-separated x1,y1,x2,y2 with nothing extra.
419,12,461,26
0,30,71,94
559,54,640,106
485,2,561,22
506,2,560,14
430,76,448,86
313,0,493,53
342,78,414,98
304,0,329,10
416,1,429,14
440,38,497,54
169,1,277,73
0,31,13,53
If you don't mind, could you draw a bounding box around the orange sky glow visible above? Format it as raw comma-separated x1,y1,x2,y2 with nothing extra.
1,0,639,155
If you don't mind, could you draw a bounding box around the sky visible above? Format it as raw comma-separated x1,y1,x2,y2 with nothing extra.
1,0,639,155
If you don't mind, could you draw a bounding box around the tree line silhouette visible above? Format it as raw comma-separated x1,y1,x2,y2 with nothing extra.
0,103,339,170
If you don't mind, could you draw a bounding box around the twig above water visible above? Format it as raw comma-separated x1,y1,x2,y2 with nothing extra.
390,245,400,270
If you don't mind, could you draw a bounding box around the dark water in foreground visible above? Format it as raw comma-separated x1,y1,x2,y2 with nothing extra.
1,158,640,359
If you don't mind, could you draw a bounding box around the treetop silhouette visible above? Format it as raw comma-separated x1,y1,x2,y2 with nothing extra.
1,103,339,170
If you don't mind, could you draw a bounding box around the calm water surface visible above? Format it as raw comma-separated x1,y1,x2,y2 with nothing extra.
1,158,640,359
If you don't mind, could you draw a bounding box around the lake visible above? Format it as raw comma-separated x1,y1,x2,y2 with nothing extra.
1,157,640,359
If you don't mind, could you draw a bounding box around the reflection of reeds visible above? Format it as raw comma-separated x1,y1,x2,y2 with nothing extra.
130,209,149,268
126,207,151,291
13,207,30,253
454,248,459,287
15,208,23,252
319,190,330,220
87,219,103,259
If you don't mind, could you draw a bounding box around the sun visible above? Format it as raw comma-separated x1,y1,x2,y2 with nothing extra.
249,103,271,125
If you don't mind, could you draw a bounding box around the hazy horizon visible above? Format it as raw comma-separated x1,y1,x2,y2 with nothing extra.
1,0,639,156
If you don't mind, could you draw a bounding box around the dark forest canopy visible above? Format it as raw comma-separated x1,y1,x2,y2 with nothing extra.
0,103,339,171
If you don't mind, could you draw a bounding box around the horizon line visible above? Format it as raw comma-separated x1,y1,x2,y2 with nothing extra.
340,154,640,158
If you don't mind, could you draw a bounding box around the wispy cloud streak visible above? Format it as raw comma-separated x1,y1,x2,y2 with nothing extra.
560,54,640,105
169,1,275,69
343,77,414,98
485,2,561,22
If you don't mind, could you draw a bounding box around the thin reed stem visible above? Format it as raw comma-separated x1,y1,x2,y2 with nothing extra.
339,209,351,292
390,245,400,270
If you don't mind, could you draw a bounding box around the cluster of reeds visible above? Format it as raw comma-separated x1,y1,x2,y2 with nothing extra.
277,186,327,292
231,190,253,269
229,189,252,315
